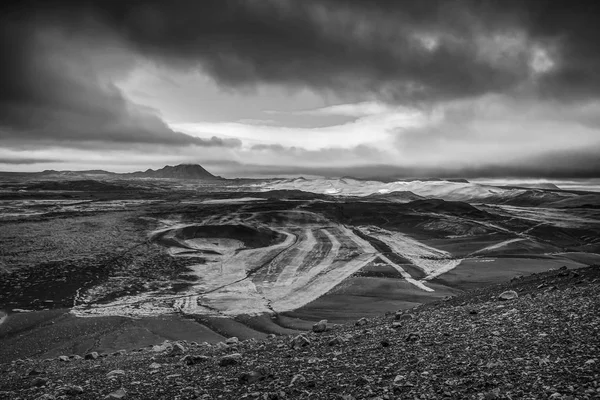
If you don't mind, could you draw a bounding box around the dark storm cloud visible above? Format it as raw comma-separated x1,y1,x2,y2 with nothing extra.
210,147,600,180
2,0,600,172
8,0,598,102
0,2,240,148
0,157,60,165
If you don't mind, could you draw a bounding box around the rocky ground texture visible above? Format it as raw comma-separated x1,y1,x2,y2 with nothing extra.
1,265,599,400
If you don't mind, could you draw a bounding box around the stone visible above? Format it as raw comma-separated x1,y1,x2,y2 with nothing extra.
328,337,343,346
355,317,368,326
149,362,161,369
31,377,49,387
290,334,311,349
498,290,518,301
215,342,229,350
239,370,266,384
180,355,210,365
170,342,186,355
288,374,306,387
219,353,242,366
405,333,420,342
225,337,240,345
106,370,126,379
84,352,99,360
58,356,70,362
105,388,127,399
395,312,414,321
153,341,173,353
59,385,84,395
312,319,328,333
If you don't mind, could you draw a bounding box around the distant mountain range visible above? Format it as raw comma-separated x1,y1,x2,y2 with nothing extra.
126,164,219,180
0,164,221,180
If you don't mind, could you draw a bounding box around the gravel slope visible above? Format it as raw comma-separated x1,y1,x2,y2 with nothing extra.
1,265,599,400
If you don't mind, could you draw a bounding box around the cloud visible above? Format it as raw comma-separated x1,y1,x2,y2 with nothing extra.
10,0,596,104
0,6,240,150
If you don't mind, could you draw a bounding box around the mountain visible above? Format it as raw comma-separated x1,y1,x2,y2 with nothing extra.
127,164,220,180
0,164,221,181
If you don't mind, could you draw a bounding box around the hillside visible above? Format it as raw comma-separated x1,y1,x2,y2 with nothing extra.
127,164,220,180
1,265,598,400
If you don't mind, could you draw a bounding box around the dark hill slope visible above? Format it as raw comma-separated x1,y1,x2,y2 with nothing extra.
127,164,220,180
1,265,598,399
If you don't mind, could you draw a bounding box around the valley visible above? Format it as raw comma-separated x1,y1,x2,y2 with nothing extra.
1,173,599,360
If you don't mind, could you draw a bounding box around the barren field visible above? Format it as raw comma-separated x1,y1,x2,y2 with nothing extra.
1,177,599,360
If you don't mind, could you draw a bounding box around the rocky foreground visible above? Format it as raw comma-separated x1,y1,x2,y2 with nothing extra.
1,265,599,400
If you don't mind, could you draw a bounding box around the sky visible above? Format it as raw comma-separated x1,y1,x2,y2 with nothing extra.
1,0,600,178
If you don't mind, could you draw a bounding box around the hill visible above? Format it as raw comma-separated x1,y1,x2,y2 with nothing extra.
1,265,598,399
127,164,220,180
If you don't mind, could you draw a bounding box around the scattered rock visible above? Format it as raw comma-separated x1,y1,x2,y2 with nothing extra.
239,370,266,384
107,370,126,379
215,342,229,350
31,377,49,387
105,388,127,399
59,385,84,395
395,312,413,321
290,334,311,349
153,341,174,353
170,342,186,355
328,336,343,346
498,290,518,301
219,353,242,366
226,337,240,345
405,333,420,342
290,374,306,387
312,319,328,333
181,355,210,365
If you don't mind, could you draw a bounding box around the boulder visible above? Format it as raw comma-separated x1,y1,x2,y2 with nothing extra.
84,352,99,360
106,370,125,379
219,353,242,366
180,355,210,365
290,374,306,387
498,290,518,301
395,312,414,321
355,317,368,326
105,388,127,399
225,337,240,345
59,385,84,395
290,334,310,350
239,370,266,384
312,319,328,333
31,377,49,387
170,342,186,355
328,337,343,346
405,333,420,342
